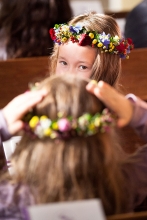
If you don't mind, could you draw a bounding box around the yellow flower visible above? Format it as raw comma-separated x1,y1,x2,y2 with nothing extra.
97,42,103,47
50,132,58,139
29,116,39,128
62,37,67,42
109,42,113,48
52,122,58,130
40,115,48,120
88,123,95,130
58,112,64,118
44,128,52,136
109,49,113,52
92,39,97,44
89,33,94,39
94,118,100,127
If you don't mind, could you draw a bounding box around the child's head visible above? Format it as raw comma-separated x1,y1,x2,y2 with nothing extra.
11,74,127,215
50,12,133,87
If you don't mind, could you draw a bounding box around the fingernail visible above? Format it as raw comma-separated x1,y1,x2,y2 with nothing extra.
98,81,104,87
86,80,98,89
90,80,98,85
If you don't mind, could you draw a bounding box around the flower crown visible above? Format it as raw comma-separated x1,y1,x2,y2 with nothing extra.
23,109,115,139
49,24,134,59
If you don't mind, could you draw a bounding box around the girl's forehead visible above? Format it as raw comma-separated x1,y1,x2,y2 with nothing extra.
58,41,97,60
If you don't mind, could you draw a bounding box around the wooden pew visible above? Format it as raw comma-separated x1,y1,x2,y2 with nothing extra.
119,48,147,153
120,48,147,101
0,48,146,108
107,211,147,220
0,56,49,109
0,51,147,215
0,56,49,169
0,49,146,155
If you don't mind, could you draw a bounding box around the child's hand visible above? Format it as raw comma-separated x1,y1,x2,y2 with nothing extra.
86,81,134,127
2,90,47,135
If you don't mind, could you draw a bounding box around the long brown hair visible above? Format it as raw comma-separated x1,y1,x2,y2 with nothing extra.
11,75,127,215
50,12,121,88
0,0,72,58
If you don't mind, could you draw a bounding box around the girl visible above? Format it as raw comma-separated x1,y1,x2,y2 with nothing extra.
0,75,147,219
49,12,134,88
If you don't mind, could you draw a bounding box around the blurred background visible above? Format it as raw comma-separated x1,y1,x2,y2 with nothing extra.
0,0,143,60
70,0,142,35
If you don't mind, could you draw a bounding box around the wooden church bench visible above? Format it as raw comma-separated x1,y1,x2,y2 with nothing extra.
0,56,49,109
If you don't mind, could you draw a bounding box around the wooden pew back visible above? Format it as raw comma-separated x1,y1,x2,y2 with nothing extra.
107,211,147,220
0,56,49,109
116,48,147,152
0,48,147,108
0,51,147,213
120,48,147,101
0,48,147,154
118,48,147,153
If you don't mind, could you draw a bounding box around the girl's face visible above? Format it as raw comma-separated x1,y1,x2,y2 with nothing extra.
55,41,97,78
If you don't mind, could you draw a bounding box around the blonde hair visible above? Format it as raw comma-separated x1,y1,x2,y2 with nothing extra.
8,75,129,216
50,12,121,88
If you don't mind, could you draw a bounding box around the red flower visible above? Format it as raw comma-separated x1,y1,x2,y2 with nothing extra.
127,38,134,50
70,36,78,43
49,28,56,40
79,34,92,46
127,38,133,45
116,42,126,53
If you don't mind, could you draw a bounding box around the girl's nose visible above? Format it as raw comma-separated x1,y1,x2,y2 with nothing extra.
66,67,77,75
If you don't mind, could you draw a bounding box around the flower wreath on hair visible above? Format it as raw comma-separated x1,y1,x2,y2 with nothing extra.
23,109,115,139
49,24,134,59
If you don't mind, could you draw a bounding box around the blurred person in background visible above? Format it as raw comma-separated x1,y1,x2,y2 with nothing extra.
0,0,72,59
124,0,147,48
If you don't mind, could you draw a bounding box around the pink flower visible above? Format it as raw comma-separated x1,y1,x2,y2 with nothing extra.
58,118,71,132
79,34,92,46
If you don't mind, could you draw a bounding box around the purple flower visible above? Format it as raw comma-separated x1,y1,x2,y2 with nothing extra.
99,32,110,48
58,118,71,132
69,25,82,34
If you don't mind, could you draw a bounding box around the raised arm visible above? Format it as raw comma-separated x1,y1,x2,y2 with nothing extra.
86,80,147,142
0,89,47,143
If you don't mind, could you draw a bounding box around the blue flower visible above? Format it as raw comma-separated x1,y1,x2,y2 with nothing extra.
99,32,111,48
69,25,83,34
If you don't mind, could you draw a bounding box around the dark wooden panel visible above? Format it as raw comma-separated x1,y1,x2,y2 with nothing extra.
119,48,147,152
0,56,49,108
120,48,147,101
107,211,147,220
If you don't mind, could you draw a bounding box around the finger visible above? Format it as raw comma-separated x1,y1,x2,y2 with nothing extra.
86,80,98,92
17,90,47,115
8,121,24,135
117,119,127,128
11,89,47,108
5,89,47,121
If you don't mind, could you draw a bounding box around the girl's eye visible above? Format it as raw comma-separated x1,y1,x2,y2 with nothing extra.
59,61,67,66
79,65,88,70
